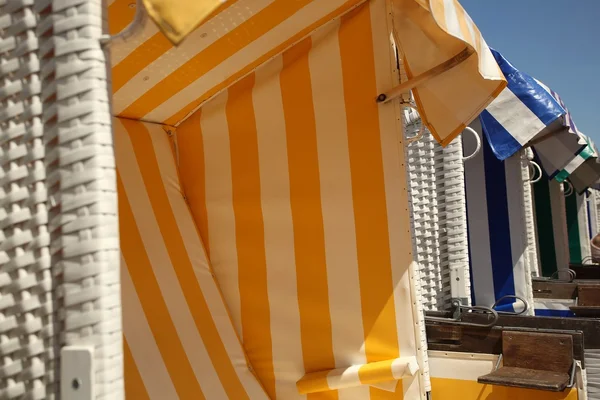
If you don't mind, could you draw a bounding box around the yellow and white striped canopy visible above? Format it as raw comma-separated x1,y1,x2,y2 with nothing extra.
109,0,505,144
115,1,430,398
109,0,505,398
108,0,370,125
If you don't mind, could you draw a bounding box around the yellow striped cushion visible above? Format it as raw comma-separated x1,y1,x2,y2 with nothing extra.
115,117,268,399
174,2,424,398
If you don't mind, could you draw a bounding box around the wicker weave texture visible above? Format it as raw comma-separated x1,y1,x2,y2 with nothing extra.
404,110,471,311
595,189,600,235
521,152,541,278
0,0,55,397
28,0,119,397
588,189,599,240
586,350,600,400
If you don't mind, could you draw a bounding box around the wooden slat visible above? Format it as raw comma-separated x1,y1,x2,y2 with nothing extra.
578,284,600,306
570,264,600,280
569,306,600,318
426,311,600,349
532,280,577,299
426,325,502,354
569,284,600,316
574,279,600,284
425,324,584,367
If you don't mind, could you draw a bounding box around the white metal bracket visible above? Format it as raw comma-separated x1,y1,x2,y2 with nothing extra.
450,265,469,305
61,346,95,400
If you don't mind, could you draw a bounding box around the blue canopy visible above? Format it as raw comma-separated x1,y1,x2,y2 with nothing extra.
479,49,588,179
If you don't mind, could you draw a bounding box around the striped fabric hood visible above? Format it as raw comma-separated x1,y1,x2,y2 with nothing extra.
107,0,509,397
556,135,600,194
542,90,600,193
108,0,506,145
115,2,433,397
479,50,589,178
479,50,567,162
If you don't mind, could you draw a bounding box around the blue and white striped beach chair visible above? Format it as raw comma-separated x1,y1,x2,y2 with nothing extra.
463,119,534,314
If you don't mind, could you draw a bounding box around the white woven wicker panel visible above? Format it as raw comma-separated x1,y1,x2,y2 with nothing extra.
587,350,600,400
522,153,541,277
35,0,121,398
589,189,599,240
595,189,600,235
404,110,471,311
439,132,471,306
0,1,54,398
578,192,593,263
552,180,571,272
407,259,431,393
401,112,432,392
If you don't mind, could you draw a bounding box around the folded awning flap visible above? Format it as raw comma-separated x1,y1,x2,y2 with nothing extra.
532,131,587,179
479,49,569,161
537,80,585,138
563,135,600,194
478,49,593,182
296,357,419,394
390,0,507,146
555,133,597,181
534,82,591,180
425,1,504,81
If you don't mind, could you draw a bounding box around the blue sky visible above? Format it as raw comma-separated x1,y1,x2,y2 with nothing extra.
460,0,600,143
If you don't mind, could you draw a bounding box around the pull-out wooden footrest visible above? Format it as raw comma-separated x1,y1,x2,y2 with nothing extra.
479,367,570,391
477,331,574,392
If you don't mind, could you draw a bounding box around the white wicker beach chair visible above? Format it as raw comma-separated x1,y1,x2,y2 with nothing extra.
404,108,471,311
